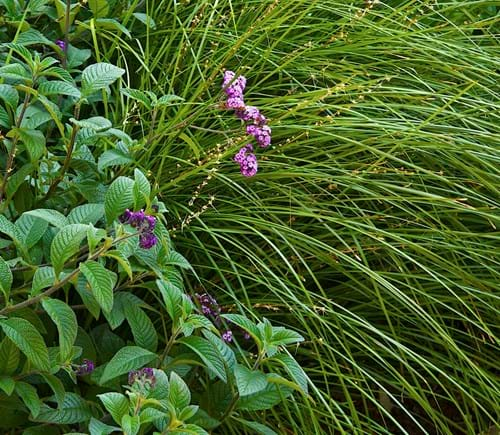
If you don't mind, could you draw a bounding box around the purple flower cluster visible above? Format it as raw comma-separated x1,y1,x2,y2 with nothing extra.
75,359,94,376
56,39,66,50
119,209,158,249
233,144,258,177
128,367,156,388
222,70,272,177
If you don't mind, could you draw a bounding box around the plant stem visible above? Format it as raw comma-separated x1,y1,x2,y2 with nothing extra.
0,93,32,206
62,0,71,68
42,104,80,202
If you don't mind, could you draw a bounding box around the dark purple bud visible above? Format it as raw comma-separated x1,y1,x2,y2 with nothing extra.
129,210,146,227
139,232,158,249
151,204,159,212
119,209,132,223
56,39,66,51
222,330,233,343
76,359,95,376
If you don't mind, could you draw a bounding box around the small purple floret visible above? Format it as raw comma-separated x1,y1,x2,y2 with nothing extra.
75,359,94,376
56,39,66,50
139,232,158,249
119,209,158,250
222,330,233,343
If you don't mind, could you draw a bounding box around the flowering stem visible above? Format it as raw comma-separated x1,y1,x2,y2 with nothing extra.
62,0,71,68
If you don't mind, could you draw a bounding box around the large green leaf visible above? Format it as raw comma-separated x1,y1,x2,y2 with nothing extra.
89,417,121,435
31,266,56,296
220,314,261,343
88,0,109,17
35,393,93,424
0,215,22,245
104,176,134,224
50,224,88,275
0,84,19,109
133,169,151,209
0,256,13,302
100,346,156,385
15,213,48,248
97,392,129,425
0,317,50,371
70,116,112,131
15,128,46,161
25,209,68,228
38,80,81,98
120,88,152,109
168,371,191,410
178,336,227,382
156,279,183,324
234,364,268,396
272,354,308,394
236,375,293,411
0,337,20,375
15,381,41,418
122,301,158,352
98,149,134,172
0,375,15,395
79,261,114,313
81,63,124,96
67,203,104,225
41,298,78,362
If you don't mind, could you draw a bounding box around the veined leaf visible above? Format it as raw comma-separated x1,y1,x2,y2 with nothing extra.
157,279,183,324
234,364,268,396
104,176,134,224
70,116,112,131
133,169,151,209
79,261,114,314
121,414,140,435
97,392,129,425
41,298,78,362
24,209,68,229
31,266,56,296
0,337,20,375
89,417,121,435
15,213,48,248
272,354,308,394
0,84,19,109
0,256,13,302
100,346,156,385
179,336,227,382
81,63,124,96
236,376,293,411
35,392,93,424
120,88,152,109
122,302,158,352
132,12,156,29
67,203,104,225
38,80,81,98
0,317,50,371
168,371,190,410
220,314,261,343
50,224,88,276
98,149,134,171
154,94,184,107
0,375,15,395
15,128,46,161
88,0,109,17
165,251,191,269
15,381,41,418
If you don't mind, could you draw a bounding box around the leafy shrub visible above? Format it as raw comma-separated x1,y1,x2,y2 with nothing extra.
0,4,307,434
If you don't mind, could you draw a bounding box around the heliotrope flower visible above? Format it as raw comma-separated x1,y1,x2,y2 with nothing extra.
119,209,158,249
128,367,156,388
56,39,66,50
233,144,258,177
75,359,94,376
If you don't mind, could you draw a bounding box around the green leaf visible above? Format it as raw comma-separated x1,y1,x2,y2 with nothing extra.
104,250,132,279
88,0,109,17
220,314,261,343
169,371,191,410
154,94,184,107
234,364,268,396
0,375,15,395
0,215,22,245
157,279,183,324
40,373,66,408
0,105,10,128
272,354,308,394
0,84,19,109
38,80,81,98
237,419,278,435
15,213,48,248
0,256,13,302
100,346,156,385
16,29,53,46
50,224,88,276
237,375,294,411
179,336,227,382
104,176,134,224
121,414,140,435
81,63,124,96
0,337,20,375
203,330,236,370
35,392,93,424
139,407,165,424
41,298,78,362
270,326,304,346
98,149,134,171
16,128,46,161
79,260,114,314
133,169,151,209
31,266,56,296
165,251,191,269
15,381,41,418
0,317,50,371
67,203,104,225
120,88,152,109
97,392,129,425
123,302,158,352
25,209,68,228
89,417,121,435
133,12,156,29
94,18,132,38
71,116,112,131
0,63,30,82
